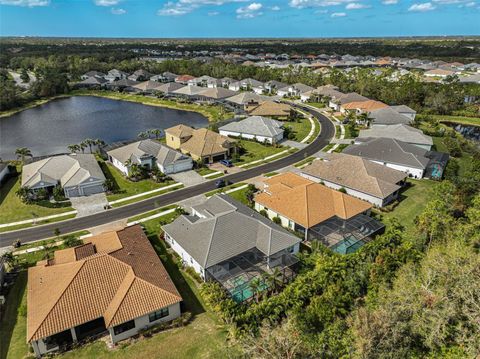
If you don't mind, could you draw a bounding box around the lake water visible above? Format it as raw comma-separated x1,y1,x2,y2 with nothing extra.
0,96,209,160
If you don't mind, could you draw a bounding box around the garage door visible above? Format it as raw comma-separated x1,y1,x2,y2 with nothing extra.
81,184,104,196
171,159,193,174
65,187,80,198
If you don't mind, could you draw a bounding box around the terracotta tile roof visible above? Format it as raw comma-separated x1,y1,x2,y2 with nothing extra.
254,172,372,228
165,124,195,139
246,101,292,117
27,225,181,342
342,100,388,112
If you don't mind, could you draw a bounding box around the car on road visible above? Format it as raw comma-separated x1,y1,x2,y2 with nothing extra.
215,179,226,188
219,159,233,167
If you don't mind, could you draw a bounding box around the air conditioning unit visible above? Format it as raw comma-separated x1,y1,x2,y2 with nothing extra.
0,296,5,305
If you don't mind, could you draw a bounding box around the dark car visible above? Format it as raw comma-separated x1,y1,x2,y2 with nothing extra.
219,159,233,167
215,179,226,188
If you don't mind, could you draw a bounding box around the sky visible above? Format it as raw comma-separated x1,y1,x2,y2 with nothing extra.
0,0,478,38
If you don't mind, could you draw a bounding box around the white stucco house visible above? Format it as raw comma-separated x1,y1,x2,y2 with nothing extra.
107,139,193,176
218,116,285,144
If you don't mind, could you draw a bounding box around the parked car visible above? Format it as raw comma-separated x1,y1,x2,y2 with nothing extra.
215,179,226,188
219,159,233,167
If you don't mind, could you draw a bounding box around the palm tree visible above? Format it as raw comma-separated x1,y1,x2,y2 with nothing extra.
270,267,283,293
79,141,87,154
149,129,162,139
67,144,80,154
16,186,31,202
83,138,95,153
15,147,32,163
128,163,142,179
94,139,105,149
249,277,262,303
357,112,372,126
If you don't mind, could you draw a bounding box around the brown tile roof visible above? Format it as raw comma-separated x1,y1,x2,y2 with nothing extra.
246,101,292,117
165,124,194,139
27,225,181,342
255,172,372,228
301,154,406,199
342,100,388,112
166,125,236,158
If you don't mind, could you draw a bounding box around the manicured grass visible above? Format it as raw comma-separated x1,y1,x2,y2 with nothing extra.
0,173,73,224
109,185,184,208
284,118,312,142
264,171,279,177
335,125,341,139
322,143,335,152
374,179,439,234
306,118,321,144
206,172,224,180
343,124,358,139
333,144,349,153
241,148,297,169
0,213,77,233
0,272,30,359
195,167,216,176
234,140,286,165
71,90,233,122
99,160,176,202
205,183,246,197
227,187,253,206
307,102,328,110
418,114,480,127
127,205,178,223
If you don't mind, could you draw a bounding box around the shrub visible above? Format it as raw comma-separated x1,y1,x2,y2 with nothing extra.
272,216,282,225
259,209,268,217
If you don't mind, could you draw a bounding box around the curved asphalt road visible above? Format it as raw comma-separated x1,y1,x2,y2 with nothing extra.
0,105,334,246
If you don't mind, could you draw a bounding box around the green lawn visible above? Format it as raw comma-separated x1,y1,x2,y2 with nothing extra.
72,90,232,123
333,144,349,153
195,167,216,176
294,156,316,168
375,179,439,234
99,160,176,202
127,205,178,223
0,173,73,225
284,118,312,142
306,118,321,144
1,215,233,359
227,187,252,206
418,114,480,127
234,140,286,165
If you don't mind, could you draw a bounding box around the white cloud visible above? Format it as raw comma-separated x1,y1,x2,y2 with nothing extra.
464,1,475,6
270,5,280,9
208,10,219,15
0,0,49,6
331,11,346,16
236,2,263,17
408,2,436,11
158,0,249,16
289,0,355,9
345,2,370,8
94,0,119,6
382,0,398,4
111,7,126,14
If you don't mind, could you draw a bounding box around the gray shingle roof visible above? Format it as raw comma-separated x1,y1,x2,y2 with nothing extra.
359,124,432,147
163,195,301,268
343,137,430,169
22,154,105,188
107,139,188,168
219,116,284,138
390,105,416,114
369,107,412,125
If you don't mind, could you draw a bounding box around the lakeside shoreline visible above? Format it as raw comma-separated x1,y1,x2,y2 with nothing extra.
0,90,231,122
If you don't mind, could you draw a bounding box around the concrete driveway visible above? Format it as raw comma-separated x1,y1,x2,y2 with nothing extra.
208,162,245,174
70,193,109,218
169,170,206,187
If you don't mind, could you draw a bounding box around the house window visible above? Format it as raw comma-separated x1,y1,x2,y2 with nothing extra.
113,320,135,335
149,307,169,323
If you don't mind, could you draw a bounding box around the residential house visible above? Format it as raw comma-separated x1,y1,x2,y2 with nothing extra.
329,92,369,111
27,225,182,357
163,194,301,302
254,173,381,253
219,116,284,144
107,139,193,176
343,137,448,179
340,100,388,115
390,105,417,121
171,85,207,100
80,71,105,80
369,107,412,126
151,72,178,83
228,78,264,92
246,101,292,120
21,154,106,198
277,83,314,98
300,153,406,207
165,125,236,163
106,79,139,92
131,80,163,94
197,87,238,100
128,69,153,82
358,124,433,150
175,74,196,84
225,92,269,109
155,82,184,96
105,69,129,82
458,73,480,84
263,80,288,94
75,76,108,89
188,75,217,87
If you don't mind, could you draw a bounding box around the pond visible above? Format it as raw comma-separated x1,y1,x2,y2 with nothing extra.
447,123,480,143
0,96,209,160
